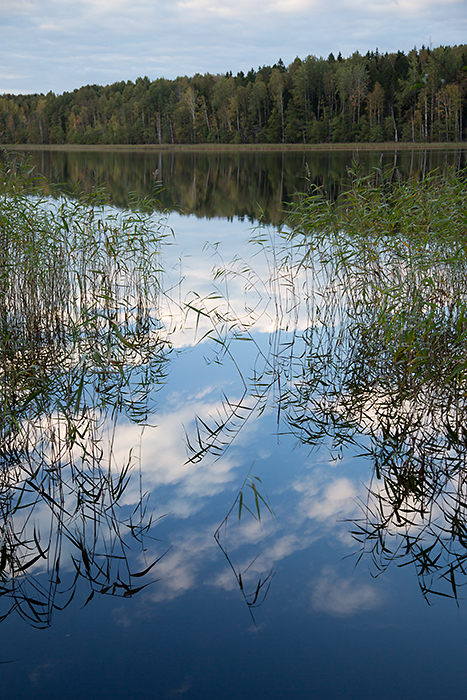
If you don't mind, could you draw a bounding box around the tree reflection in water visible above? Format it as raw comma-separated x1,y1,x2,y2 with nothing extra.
0,154,171,627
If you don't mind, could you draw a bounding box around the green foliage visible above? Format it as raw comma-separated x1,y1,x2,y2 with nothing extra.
0,153,171,626
281,164,467,601
1,44,466,145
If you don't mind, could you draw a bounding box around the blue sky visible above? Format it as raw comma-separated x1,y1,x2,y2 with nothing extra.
1,0,466,95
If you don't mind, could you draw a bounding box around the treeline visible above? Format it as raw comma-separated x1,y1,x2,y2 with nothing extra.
1,45,466,145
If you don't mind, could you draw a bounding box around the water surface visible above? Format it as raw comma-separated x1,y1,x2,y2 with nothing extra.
27,146,467,220
1,148,467,700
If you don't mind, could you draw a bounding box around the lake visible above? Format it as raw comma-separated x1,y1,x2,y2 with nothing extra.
2,146,467,700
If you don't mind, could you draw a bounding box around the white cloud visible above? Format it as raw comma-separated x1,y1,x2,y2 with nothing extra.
1,0,464,93
176,0,317,17
0,0,35,16
271,0,314,10
344,0,462,14
292,470,362,523
311,565,382,615
149,544,202,601
38,22,61,30
387,0,461,10
80,0,143,12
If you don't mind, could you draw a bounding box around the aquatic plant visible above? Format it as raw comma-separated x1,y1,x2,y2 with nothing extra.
124,156,467,606
280,163,467,601
214,470,275,621
0,152,171,626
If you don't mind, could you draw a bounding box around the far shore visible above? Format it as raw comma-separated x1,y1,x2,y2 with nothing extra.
2,142,467,153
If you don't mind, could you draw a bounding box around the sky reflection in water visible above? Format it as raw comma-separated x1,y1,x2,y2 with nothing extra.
2,195,467,700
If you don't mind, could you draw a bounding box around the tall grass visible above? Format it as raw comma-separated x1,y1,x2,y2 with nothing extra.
183,160,467,603
0,152,171,626
280,163,467,601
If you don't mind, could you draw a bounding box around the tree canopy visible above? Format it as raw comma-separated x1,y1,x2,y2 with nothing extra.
1,45,466,145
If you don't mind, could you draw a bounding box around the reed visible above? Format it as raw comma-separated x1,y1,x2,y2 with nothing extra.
184,160,467,603
281,162,467,601
0,152,171,626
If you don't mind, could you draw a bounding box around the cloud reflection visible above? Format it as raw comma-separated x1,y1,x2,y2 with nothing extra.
159,215,311,349
111,394,251,517
311,566,382,616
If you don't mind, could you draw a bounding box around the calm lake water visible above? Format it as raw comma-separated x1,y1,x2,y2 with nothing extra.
28,146,466,221
2,147,467,700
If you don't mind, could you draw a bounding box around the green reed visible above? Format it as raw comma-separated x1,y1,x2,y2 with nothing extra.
0,152,171,626
280,163,467,601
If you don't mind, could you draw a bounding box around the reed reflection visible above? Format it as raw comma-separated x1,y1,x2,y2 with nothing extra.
279,165,467,602
0,155,171,627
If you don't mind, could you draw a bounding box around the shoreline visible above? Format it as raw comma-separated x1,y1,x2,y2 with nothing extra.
2,142,466,153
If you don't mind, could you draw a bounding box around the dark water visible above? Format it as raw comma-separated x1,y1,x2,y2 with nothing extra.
26,146,467,222
2,148,467,700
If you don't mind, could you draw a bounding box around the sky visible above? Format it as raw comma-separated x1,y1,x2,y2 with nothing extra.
1,0,466,95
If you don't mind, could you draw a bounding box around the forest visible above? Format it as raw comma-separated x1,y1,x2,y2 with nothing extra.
1,45,466,145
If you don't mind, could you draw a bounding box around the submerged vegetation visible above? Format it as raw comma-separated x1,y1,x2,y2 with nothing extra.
0,153,171,626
